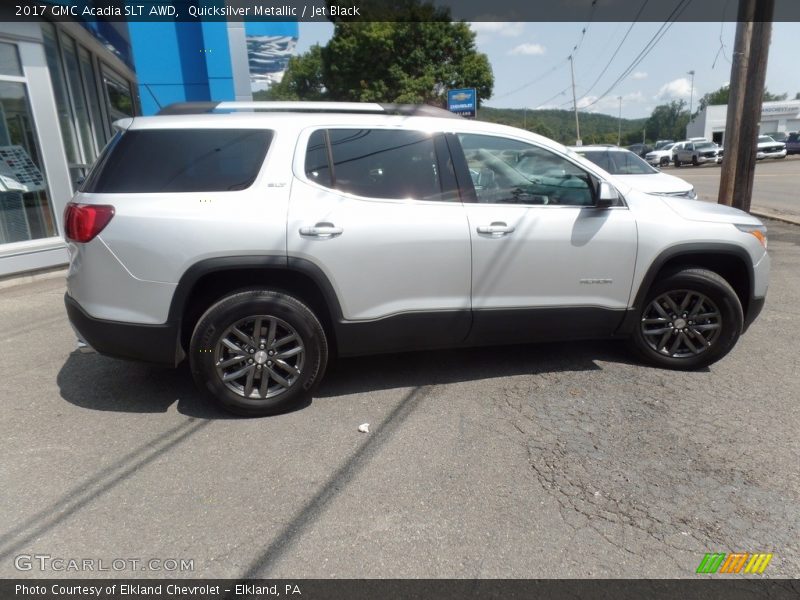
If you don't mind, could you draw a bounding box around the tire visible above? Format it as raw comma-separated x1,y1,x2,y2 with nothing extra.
629,268,743,370
674,158,681,167
660,157,670,167
691,155,699,166
189,290,328,416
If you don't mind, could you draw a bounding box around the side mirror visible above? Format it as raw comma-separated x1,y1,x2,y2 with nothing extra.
596,182,620,208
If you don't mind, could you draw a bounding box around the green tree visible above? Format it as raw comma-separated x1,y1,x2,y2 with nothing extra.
264,3,493,106
322,20,492,105
645,100,689,141
257,45,326,101
696,85,788,115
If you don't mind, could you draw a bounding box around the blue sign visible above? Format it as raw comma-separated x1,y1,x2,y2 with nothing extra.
447,88,477,118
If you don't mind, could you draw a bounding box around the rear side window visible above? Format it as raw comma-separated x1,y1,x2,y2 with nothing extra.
81,129,273,193
304,128,443,200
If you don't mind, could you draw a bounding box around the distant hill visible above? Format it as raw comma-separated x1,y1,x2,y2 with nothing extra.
476,107,648,146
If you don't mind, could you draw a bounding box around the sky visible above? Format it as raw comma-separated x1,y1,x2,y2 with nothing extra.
294,21,799,119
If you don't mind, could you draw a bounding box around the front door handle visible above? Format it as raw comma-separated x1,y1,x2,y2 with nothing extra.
476,222,515,236
299,223,343,238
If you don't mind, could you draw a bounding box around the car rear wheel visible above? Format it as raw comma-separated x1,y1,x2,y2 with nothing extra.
674,158,681,167
629,268,743,370
691,155,699,166
189,290,328,416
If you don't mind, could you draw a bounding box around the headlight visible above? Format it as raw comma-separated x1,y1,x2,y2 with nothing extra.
686,188,697,199
735,224,767,249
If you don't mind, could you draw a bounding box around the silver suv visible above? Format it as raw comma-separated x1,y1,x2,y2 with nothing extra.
673,141,723,167
65,102,770,416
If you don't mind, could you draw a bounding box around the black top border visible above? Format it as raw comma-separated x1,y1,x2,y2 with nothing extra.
3,0,800,23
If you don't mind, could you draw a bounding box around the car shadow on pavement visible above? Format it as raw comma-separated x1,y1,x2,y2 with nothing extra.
56,352,241,418
319,339,636,397
57,340,637,417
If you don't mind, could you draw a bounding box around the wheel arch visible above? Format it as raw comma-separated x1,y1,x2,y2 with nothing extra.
617,243,754,336
169,256,343,356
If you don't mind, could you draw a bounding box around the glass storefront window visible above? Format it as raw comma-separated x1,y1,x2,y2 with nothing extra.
78,47,107,150
103,71,133,120
61,34,96,164
41,23,80,166
0,42,23,77
0,81,56,244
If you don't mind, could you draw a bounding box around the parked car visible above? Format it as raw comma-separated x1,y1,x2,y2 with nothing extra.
756,135,787,160
644,142,677,167
626,143,653,158
571,145,696,198
764,132,787,143
674,141,723,167
786,132,800,155
64,101,769,416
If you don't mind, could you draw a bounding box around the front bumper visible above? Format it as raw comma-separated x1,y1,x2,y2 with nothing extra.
756,149,787,159
65,293,182,366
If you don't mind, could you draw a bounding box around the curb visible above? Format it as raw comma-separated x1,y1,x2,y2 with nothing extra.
0,267,67,290
750,209,800,227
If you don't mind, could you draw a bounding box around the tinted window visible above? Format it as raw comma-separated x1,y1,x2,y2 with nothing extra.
82,129,273,193
304,129,331,187
609,151,657,175
575,150,612,172
459,134,594,206
308,129,442,200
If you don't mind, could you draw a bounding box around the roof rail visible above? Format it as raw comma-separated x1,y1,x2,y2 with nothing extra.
156,101,461,118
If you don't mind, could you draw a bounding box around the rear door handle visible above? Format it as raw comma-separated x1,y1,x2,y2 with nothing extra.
299,223,343,238
476,222,515,235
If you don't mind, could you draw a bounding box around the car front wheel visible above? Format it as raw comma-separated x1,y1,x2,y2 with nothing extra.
189,290,328,416
630,268,743,370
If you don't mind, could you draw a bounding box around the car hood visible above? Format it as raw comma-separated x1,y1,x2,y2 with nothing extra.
613,171,693,195
661,196,762,225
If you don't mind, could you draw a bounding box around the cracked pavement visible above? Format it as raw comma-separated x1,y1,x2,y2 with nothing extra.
0,219,797,579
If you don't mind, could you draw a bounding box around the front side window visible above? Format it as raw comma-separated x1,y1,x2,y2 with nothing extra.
304,128,443,201
458,134,594,206
81,129,272,193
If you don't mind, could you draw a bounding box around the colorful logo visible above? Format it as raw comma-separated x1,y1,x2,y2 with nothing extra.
696,552,773,574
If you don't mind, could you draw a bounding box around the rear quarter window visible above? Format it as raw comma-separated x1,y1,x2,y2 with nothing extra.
81,129,273,193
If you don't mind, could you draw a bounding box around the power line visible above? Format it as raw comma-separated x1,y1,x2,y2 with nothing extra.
578,0,694,111
492,0,598,102
570,0,651,103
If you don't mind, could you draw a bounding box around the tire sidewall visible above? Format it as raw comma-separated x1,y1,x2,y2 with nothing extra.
632,270,743,370
190,291,327,416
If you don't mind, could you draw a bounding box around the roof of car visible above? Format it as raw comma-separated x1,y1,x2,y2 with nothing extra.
570,145,631,152
114,101,572,156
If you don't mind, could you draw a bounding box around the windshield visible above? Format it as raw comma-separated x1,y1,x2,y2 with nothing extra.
758,136,775,143
577,149,657,175
661,143,675,151
695,142,715,150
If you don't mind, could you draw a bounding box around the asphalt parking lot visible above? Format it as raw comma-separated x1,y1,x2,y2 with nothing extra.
2,233,799,580
661,154,800,221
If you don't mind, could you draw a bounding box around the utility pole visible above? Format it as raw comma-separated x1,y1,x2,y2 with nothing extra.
687,70,696,115
718,0,774,212
617,96,622,146
569,55,582,146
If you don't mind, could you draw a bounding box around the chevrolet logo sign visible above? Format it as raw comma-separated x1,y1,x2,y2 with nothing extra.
451,92,471,101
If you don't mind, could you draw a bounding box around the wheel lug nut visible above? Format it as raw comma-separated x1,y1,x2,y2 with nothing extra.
249,349,254,354
260,344,265,349
267,361,273,366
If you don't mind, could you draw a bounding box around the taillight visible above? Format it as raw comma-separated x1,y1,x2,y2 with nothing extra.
64,202,115,243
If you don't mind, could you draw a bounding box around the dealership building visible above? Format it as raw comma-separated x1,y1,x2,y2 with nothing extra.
686,99,800,145
0,17,297,278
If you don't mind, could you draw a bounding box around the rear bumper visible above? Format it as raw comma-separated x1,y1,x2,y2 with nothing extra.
65,293,182,366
